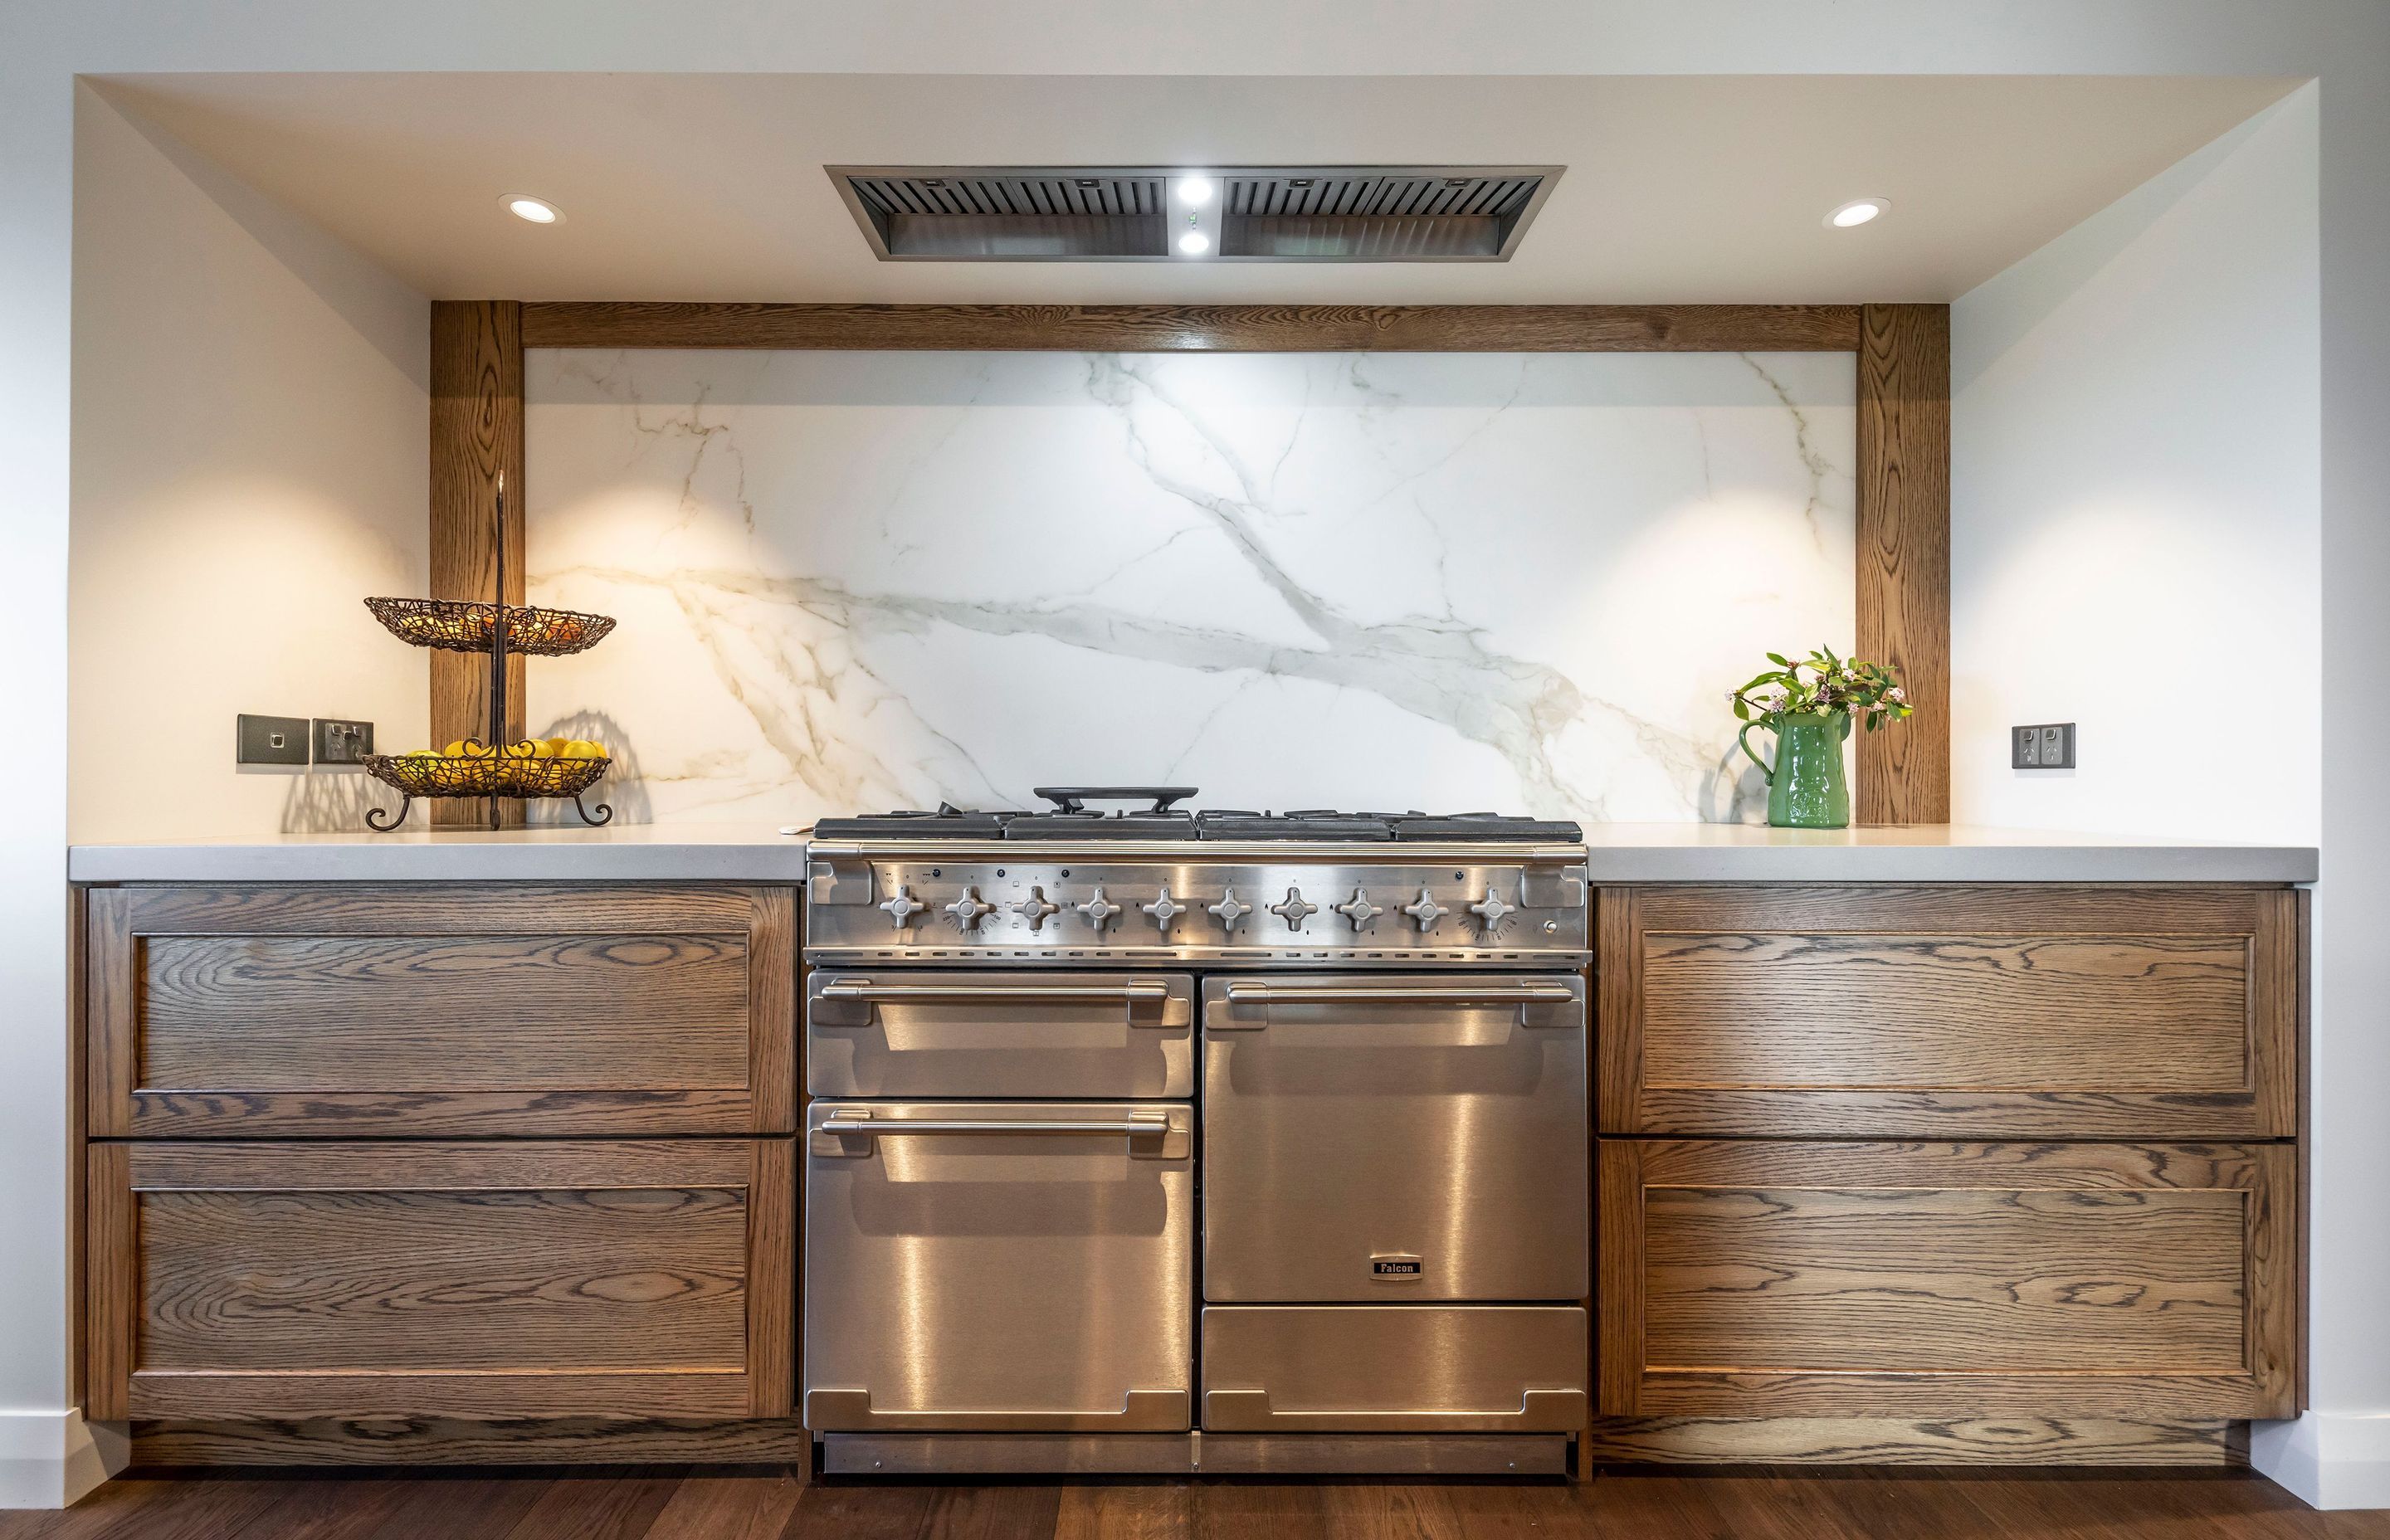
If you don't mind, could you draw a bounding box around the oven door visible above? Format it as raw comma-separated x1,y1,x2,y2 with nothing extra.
1202,973,1588,1303
807,971,1195,1099
803,1100,1194,1432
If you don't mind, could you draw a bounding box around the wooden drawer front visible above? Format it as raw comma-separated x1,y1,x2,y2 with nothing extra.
87,885,794,1136
86,1141,793,1421
1598,885,2295,1137
1597,1139,2295,1420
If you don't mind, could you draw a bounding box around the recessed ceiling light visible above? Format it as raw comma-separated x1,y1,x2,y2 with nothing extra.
1826,197,1890,229
503,195,563,225
1177,177,1214,205
1178,230,1212,256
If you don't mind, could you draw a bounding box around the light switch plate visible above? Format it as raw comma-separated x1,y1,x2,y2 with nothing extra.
237,714,310,767
2011,722,2077,769
312,718,375,765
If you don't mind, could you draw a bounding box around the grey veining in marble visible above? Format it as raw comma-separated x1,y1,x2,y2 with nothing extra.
523,348,1856,826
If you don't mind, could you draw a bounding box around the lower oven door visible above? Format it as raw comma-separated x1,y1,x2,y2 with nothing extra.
803,1100,1194,1432
1202,972,1588,1303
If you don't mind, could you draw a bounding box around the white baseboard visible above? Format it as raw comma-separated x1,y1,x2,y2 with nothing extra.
0,1410,127,1509
2253,1412,2390,1509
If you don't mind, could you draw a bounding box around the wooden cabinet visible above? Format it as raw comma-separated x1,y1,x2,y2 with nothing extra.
86,885,795,1137
1597,885,2297,1138
78,880,802,1444
1597,1138,2295,1420
86,1140,793,1421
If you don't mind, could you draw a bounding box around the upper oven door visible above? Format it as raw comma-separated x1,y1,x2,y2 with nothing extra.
807,970,1195,1099
1202,972,1588,1303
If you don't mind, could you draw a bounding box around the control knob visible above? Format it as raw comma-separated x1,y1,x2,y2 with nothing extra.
879,885,926,929
1402,887,1448,933
1076,886,1121,932
1269,887,1318,933
945,886,993,929
1208,888,1251,932
1334,887,1383,933
1469,887,1516,929
1012,886,1060,931
1141,888,1183,930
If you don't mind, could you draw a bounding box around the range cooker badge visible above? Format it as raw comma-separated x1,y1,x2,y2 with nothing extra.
1370,1253,1424,1280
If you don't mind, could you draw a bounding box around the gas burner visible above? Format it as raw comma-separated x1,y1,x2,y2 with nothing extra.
1196,809,1391,841
1388,812,1583,842
810,802,1017,841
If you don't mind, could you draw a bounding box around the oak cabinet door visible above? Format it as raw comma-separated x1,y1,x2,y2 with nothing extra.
1597,885,2296,1138
1597,1139,2295,1420
86,1140,793,1421
86,885,795,1137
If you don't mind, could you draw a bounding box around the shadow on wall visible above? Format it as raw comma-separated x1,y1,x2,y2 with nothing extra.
1703,743,1771,824
280,769,386,833
531,709,652,826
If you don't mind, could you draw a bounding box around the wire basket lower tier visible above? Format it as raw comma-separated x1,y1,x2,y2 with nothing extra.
363,597,616,656
361,751,611,800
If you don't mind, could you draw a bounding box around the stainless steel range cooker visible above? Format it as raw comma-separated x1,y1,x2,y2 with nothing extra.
801,787,1591,1477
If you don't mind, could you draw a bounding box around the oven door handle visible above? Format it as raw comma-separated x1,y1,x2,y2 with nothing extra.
817,1114,1170,1137
812,977,1188,1027
1212,979,1578,1028
812,1108,1189,1158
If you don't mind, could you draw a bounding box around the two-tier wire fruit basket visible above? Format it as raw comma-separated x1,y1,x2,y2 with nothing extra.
358,475,617,831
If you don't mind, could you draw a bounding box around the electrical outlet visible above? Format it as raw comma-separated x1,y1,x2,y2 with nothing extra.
237,713,310,767
313,718,375,765
2011,722,2077,770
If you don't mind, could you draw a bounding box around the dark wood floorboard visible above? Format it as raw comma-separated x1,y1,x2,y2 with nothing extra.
4,1469,2387,1540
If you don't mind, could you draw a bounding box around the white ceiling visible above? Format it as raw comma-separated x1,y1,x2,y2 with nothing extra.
92,71,2297,305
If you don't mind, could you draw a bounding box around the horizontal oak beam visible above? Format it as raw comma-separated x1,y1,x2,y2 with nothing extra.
522,302,1861,353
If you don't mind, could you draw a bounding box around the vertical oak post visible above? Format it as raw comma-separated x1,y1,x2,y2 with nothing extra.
1856,302,1952,824
428,300,525,827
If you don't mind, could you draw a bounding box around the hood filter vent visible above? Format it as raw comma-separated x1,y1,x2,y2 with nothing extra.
829,165,1560,262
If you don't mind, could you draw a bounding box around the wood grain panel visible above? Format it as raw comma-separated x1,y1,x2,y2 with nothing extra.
90,1141,789,1421
522,302,1861,353
129,1416,816,1467
1598,885,2296,1138
1597,1139,2296,1420
142,933,751,1089
429,299,524,827
1855,302,1951,825
89,885,795,1137
1579,1416,2233,1467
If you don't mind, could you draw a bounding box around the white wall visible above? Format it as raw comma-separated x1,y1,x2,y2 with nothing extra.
1951,88,2320,844
7,0,2390,1512
70,89,430,844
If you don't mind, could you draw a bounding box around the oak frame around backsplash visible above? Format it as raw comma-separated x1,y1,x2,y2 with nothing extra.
432,301,1948,824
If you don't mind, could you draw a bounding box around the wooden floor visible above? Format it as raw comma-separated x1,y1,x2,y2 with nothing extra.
3,1467,2386,1540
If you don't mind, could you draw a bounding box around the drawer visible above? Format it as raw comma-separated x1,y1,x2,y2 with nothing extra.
85,884,795,1136
1597,1138,2295,1419
1597,885,2298,1137
804,1101,1194,1433
1202,974,1587,1302
807,970,1193,1099
85,1139,793,1421
1201,1306,1587,1432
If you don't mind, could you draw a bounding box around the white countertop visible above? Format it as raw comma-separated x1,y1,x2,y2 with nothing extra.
66,822,2317,885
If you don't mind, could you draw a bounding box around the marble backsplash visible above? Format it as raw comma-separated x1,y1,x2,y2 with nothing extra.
523,348,1856,826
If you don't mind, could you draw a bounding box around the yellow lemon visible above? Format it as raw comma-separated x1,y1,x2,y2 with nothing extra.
538,737,569,758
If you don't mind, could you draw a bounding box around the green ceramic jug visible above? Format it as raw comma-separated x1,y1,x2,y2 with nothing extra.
1738,709,1852,828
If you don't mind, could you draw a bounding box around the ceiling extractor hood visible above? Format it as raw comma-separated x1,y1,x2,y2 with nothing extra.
827,165,1562,262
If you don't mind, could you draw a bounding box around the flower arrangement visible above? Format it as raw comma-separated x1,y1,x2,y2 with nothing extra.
1730,646,1912,731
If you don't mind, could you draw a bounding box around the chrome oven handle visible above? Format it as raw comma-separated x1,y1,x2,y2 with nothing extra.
1220,982,1575,1005
817,980,1173,1003
817,1114,1171,1138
